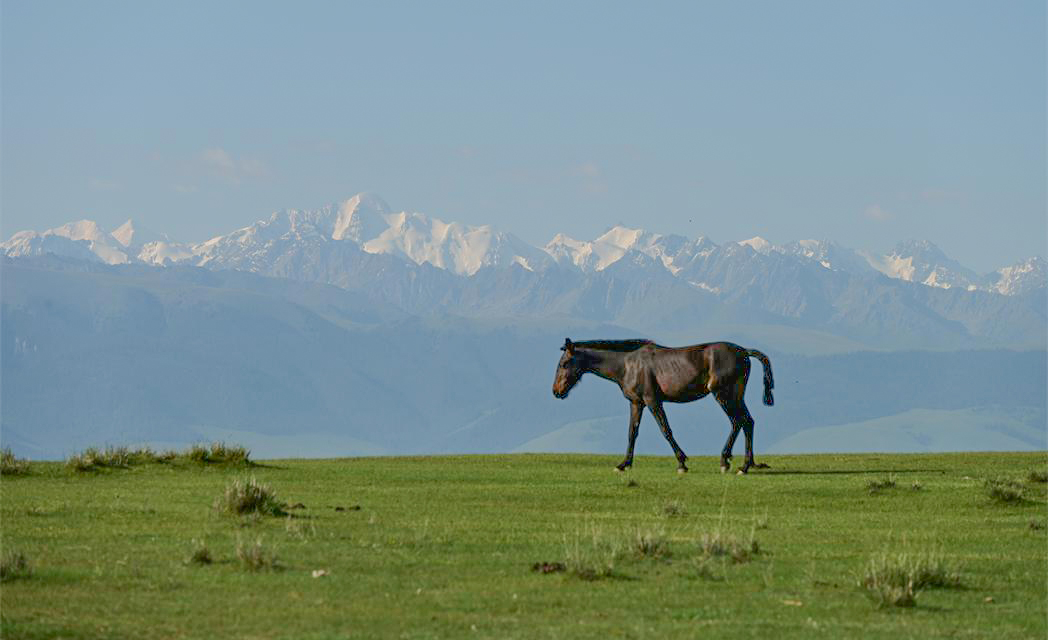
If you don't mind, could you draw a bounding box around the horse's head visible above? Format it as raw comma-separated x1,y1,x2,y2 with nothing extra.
553,338,585,399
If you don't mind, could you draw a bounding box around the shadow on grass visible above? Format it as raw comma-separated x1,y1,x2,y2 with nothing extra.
759,469,947,476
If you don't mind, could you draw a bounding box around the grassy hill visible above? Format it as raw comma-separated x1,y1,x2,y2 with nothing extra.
2,451,1046,639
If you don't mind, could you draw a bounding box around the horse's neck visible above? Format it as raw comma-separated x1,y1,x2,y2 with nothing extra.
583,349,626,383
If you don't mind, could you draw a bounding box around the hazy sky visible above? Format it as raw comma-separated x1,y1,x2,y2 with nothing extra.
2,1,1044,271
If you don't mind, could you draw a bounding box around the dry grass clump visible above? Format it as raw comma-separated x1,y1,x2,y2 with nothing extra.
1,448,30,475
236,536,280,571
861,550,962,608
985,478,1025,504
659,500,685,518
67,446,140,471
632,526,671,560
185,539,213,565
1026,469,1048,484
865,475,897,494
0,550,32,582
562,524,622,580
698,530,760,564
66,442,249,471
186,442,251,465
216,476,286,517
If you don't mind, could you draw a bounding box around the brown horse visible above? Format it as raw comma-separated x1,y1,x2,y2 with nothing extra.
552,338,774,474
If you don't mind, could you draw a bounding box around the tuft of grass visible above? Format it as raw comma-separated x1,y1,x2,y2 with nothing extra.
216,476,286,517
985,478,1025,504
698,530,760,564
631,526,671,560
1,448,30,476
186,442,251,465
659,500,685,518
910,480,923,491
236,536,280,571
285,515,317,540
186,539,213,565
66,442,249,472
562,524,621,580
866,475,897,494
861,550,962,608
0,550,32,582
1026,470,1048,484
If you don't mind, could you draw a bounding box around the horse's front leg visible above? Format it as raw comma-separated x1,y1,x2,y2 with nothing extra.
649,401,688,473
616,401,643,472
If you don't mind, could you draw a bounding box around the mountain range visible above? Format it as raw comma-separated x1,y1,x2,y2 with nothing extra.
4,193,1045,353
5,192,1044,296
2,193,1045,459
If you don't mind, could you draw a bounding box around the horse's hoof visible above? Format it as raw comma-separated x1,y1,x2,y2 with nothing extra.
720,465,729,474
736,468,748,476
677,466,688,474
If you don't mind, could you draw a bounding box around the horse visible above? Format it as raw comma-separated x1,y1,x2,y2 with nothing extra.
551,338,774,474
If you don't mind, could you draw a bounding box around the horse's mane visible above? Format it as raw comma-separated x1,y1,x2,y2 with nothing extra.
573,339,655,352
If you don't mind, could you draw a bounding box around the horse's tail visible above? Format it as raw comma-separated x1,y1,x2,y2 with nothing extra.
745,349,775,406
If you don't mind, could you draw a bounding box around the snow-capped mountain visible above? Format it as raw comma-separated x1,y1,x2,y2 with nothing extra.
3,220,131,265
987,256,1047,296
3,193,1044,300
546,226,716,274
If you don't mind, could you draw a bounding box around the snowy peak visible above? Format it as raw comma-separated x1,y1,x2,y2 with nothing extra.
990,256,1047,296
546,225,716,274
1,219,130,265
332,192,391,242
737,236,775,254
865,240,981,290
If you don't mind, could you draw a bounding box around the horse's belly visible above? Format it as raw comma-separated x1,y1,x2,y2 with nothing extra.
656,376,709,402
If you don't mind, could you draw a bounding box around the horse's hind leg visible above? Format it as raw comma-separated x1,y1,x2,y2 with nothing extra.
649,401,688,473
616,401,643,472
715,383,763,473
735,404,758,474
719,421,741,473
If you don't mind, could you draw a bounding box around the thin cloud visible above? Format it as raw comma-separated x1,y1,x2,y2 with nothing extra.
199,147,269,184
864,204,894,222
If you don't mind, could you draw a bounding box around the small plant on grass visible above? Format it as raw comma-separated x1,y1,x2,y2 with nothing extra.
698,530,760,564
216,476,286,517
659,500,685,518
865,475,897,494
985,478,1025,504
1026,469,1048,484
236,536,280,571
185,539,213,565
632,526,671,560
0,551,32,582
860,550,962,608
187,442,251,465
563,524,621,580
1,448,30,475
66,445,165,471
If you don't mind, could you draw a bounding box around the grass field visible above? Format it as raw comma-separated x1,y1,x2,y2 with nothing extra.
1,451,1046,639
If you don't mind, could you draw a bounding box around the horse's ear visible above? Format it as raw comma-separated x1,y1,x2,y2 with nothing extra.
561,338,573,353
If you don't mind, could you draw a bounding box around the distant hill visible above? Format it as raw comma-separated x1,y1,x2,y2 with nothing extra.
2,256,1044,459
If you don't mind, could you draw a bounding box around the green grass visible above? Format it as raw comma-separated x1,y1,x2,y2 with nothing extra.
1,452,1045,639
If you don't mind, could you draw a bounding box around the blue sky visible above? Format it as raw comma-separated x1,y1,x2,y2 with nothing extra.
2,1,1044,271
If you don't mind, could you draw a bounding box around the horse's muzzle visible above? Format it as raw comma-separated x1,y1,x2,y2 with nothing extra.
552,386,568,399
